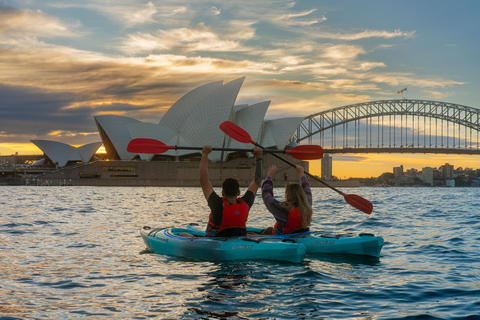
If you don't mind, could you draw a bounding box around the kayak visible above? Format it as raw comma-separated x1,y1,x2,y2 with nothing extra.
187,224,384,258
141,226,307,263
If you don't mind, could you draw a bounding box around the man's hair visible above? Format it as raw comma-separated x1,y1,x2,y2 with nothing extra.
222,178,240,197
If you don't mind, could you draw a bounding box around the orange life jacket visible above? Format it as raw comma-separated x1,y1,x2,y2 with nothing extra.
274,207,303,235
206,198,249,237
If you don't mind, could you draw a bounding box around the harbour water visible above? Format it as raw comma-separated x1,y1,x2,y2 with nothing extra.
1,186,479,319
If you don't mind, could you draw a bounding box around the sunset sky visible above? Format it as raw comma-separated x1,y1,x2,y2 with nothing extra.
1,0,479,178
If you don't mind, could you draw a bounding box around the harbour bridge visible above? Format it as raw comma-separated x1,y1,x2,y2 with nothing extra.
295,99,480,155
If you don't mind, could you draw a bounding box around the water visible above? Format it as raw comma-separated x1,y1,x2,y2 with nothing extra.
1,186,479,319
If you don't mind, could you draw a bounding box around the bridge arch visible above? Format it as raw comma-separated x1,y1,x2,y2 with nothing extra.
296,99,480,154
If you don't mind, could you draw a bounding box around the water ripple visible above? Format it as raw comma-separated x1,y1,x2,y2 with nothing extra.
0,186,479,319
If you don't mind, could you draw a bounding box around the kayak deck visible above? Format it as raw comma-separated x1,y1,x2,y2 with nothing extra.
141,226,307,263
187,224,384,258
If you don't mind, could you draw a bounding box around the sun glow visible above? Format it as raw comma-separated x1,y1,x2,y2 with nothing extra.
308,153,480,178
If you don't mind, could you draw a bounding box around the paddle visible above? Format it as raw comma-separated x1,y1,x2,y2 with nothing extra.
219,121,373,214
127,138,324,160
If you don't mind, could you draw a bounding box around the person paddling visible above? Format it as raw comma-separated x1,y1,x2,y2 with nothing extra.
261,164,312,235
200,145,263,237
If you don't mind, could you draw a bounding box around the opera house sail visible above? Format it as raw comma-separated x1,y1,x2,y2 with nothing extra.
94,77,305,163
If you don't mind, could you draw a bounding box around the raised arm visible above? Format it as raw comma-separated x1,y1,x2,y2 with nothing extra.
246,147,263,195
262,165,289,225
296,165,312,206
199,145,214,201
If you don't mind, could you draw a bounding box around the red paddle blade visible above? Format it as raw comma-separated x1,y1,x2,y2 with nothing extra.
287,145,323,160
342,193,373,214
127,138,173,154
219,121,255,144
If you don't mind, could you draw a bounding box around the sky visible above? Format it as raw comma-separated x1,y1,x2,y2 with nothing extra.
1,0,479,178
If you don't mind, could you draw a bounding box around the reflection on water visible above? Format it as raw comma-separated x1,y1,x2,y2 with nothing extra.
1,186,479,319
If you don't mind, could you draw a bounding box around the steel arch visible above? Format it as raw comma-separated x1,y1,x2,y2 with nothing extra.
294,99,480,155
297,99,480,143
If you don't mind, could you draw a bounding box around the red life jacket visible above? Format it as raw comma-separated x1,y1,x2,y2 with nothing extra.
206,198,249,237
274,207,303,235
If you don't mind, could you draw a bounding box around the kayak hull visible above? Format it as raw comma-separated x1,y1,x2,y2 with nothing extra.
187,224,384,258
288,231,384,257
141,226,307,263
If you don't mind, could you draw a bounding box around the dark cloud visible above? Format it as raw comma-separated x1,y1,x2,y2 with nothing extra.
0,84,95,135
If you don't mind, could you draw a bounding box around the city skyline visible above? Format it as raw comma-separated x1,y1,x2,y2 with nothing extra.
1,1,480,178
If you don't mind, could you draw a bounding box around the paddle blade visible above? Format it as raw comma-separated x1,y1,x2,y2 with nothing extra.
287,145,324,160
127,138,173,154
219,121,255,144
342,193,373,214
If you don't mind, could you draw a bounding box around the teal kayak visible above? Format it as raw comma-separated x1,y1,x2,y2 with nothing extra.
186,224,384,258
141,226,307,263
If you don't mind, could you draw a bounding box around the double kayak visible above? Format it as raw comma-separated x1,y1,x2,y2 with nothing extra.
186,224,384,258
141,224,384,262
141,226,306,263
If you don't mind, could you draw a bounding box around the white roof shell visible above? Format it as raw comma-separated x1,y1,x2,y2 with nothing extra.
180,77,244,161
31,140,102,167
225,101,270,155
94,115,144,160
260,117,305,149
94,77,306,162
159,81,223,132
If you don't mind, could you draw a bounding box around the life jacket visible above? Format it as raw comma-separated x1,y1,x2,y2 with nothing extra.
206,197,249,237
273,207,304,235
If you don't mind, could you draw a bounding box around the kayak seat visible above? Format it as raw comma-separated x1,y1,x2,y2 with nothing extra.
214,227,247,237
287,228,310,234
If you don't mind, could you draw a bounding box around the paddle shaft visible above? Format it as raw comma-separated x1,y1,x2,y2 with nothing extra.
253,141,343,195
169,145,293,154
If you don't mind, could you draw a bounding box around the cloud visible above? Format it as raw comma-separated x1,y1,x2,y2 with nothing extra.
48,130,98,137
423,90,453,100
0,7,75,44
208,6,221,15
126,1,157,25
275,9,327,26
325,79,379,91
332,154,369,162
361,72,465,89
315,29,415,40
121,24,249,54
0,0,470,153
320,44,366,60
49,1,186,26
224,20,257,40
0,84,98,141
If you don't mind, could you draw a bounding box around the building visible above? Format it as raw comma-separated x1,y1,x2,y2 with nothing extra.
13,77,314,187
440,163,454,179
393,165,404,178
94,77,304,163
321,154,332,180
422,167,434,186
30,140,102,167
445,179,455,187
26,77,304,168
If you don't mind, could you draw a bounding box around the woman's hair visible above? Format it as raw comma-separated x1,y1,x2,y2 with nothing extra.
284,183,312,227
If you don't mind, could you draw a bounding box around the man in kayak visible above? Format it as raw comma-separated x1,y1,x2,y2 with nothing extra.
261,164,312,235
200,145,263,237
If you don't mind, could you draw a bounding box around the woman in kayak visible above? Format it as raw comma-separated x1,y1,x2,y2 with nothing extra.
261,164,312,235
200,145,263,237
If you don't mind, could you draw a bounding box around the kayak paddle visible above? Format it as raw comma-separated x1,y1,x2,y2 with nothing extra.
219,121,373,214
127,138,324,160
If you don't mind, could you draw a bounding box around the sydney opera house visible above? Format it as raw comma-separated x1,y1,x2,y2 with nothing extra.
94,77,304,163
29,77,309,186
30,140,103,168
